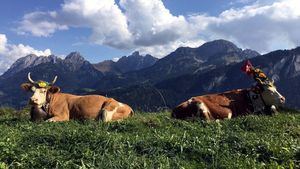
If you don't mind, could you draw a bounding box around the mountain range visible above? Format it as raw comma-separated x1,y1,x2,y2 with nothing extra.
0,39,299,111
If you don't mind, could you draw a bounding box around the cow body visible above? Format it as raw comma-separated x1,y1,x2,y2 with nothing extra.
172,88,283,121
45,93,133,122
21,73,133,122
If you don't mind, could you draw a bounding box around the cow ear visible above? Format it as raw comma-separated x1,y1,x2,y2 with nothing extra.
21,83,33,91
48,86,60,94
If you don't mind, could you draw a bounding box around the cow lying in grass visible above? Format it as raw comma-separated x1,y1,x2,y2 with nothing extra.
21,73,134,122
172,62,285,121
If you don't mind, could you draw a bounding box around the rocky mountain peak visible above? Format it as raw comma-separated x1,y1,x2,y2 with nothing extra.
201,39,239,50
93,51,158,74
2,54,60,78
115,52,158,73
241,49,260,59
63,52,88,71
64,52,85,63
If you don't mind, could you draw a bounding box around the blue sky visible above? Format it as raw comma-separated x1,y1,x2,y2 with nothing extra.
0,0,299,74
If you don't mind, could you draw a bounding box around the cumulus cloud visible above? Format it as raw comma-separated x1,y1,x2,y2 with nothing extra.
17,11,68,37
16,0,195,57
0,34,51,74
16,0,300,57
191,0,300,53
119,0,192,46
137,39,205,57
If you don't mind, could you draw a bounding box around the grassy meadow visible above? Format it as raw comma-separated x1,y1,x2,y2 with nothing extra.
0,107,299,168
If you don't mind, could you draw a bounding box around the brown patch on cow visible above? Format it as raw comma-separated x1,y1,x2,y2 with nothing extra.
48,86,60,94
112,103,133,121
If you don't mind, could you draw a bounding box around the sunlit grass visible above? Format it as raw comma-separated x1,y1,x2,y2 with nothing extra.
0,108,299,168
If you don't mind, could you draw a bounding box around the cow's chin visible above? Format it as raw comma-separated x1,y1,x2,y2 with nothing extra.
264,99,282,107
29,101,45,108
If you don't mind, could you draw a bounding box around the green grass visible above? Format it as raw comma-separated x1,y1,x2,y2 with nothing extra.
0,107,299,169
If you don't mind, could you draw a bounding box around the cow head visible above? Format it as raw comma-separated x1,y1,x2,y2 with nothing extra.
21,73,60,108
256,79,285,106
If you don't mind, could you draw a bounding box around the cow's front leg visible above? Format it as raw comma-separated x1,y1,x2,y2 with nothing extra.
101,109,115,122
270,105,279,115
46,115,69,122
46,106,70,122
46,113,70,122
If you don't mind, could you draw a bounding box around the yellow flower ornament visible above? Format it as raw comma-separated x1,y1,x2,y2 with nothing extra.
37,81,49,88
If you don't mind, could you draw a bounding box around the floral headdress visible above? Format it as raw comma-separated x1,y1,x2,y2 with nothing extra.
241,60,270,85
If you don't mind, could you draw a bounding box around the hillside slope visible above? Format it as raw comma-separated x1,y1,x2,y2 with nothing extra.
0,108,299,168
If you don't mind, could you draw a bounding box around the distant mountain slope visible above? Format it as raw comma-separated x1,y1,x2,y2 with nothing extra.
95,47,300,111
92,39,260,91
93,51,158,74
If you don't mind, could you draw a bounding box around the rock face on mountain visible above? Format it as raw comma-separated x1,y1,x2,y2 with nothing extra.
115,52,158,73
93,51,158,74
93,60,120,75
2,54,59,78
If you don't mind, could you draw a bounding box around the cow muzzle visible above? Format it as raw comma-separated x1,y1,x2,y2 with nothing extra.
280,96,286,104
29,97,39,105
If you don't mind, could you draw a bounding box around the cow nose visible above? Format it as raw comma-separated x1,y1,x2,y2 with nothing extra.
31,98,38,103
280,97,285,104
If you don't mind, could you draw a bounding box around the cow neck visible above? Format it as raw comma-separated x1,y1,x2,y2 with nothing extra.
247,88,267,114
42,91,53,114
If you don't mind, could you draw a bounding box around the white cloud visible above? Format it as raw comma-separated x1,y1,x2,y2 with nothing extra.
112,57,120,62
0,34,51,74
16,0,195,56
17,11,68,37
16,0,300,57
190,0,300,53
61,0,133,48
137,39,205,58
119,0,192,46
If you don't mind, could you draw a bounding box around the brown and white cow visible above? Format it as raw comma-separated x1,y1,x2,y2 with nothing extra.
21,73,134,122
172,79,285,121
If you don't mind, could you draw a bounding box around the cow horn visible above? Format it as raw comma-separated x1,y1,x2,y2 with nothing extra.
27,72,35,84
51,76,58,85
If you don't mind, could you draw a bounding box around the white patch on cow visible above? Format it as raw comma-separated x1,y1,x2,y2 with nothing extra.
199,102,209,113
271,105,276,111
102,107,117,122
196,101,211,120
30,88,47,107
227,112,232,119
46,117,56,122
270,105,278,114
261,84,285,106
118,102,124,107
187,97,195,104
